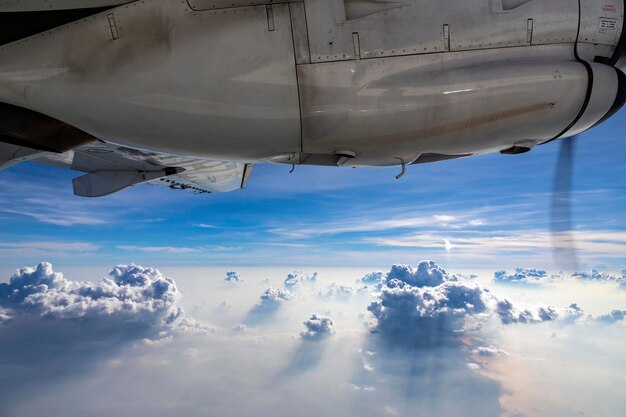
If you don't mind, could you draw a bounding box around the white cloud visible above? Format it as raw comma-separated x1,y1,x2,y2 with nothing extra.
595,310,626,324
0,262,195,333
385,261,454,288
357,272,384,288
496,301,583,325
225,271,241,283
434,215,455,225
368,230,626,261
0,242,99,252
269,213,476,239
368,261,585,347
318,284,354,300
196,224,217,229
368,277,492,346
494,268,548,283
473,346,509,357
284,272,318,288
300,314,336,341
2,207,106,226
343,383,376,392
0,307,11,324
252,287,294,312
0,242,99,258
209,246,243,252
116,245,201,254
573,269,622,282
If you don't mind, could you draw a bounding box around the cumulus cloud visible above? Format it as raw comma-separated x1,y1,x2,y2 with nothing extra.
300,314,336,341
496,301,583,325
225,271,241,283
251,287,294,313
244,287,297,325
473,346,509,357
284,272,318,288
357,272,385,289
368,261,584,347
318,284,354,300
595,310,626,324
573,269,622,282
0,263,192,332
494,268,548,283
561,303,586,323
385,261,452,288
368,278,492,346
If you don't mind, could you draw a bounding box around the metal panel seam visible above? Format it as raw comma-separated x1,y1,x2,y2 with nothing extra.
288,4,305,154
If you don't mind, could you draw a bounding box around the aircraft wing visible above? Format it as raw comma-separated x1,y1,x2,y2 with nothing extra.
1,141,253,197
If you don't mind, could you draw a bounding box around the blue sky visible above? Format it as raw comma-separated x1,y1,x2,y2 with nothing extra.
1,109,625,273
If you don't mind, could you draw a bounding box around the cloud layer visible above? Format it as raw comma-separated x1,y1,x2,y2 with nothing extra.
1,260,625,417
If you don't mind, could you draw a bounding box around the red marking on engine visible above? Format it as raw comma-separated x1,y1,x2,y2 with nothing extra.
602,4,617,13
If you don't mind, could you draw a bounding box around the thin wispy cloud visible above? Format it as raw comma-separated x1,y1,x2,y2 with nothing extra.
197,224,218,229
116,245,202,254
269,213,483,239
0,242,100,258
367,230,626,257
2,207,106,226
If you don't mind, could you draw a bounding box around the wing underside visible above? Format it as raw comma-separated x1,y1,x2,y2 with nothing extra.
1,140,253,197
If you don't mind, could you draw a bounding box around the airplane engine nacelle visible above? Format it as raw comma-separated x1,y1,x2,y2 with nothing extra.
559,63,626,138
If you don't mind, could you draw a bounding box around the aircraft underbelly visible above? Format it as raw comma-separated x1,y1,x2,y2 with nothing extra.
0,0,623,167
298,47,587,166
0,2,302,161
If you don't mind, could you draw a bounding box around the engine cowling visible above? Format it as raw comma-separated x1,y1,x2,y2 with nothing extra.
559,63,626,138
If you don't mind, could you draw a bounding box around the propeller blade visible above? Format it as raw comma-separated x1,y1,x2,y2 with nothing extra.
550,136,579,272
